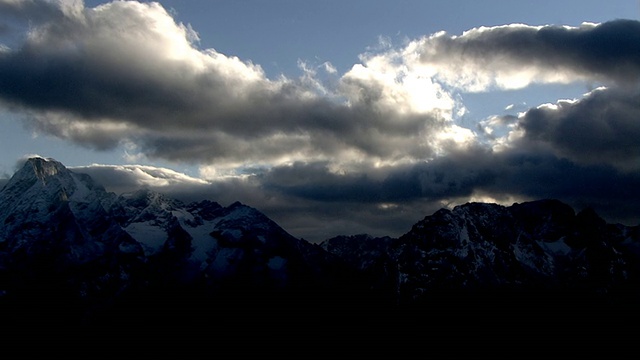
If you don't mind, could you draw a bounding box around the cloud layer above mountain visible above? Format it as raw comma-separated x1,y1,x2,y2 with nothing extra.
1,1,639,240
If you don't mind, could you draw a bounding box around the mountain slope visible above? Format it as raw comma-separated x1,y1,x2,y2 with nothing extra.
0,157,142,313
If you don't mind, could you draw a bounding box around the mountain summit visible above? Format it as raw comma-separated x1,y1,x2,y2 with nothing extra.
0,157,134,266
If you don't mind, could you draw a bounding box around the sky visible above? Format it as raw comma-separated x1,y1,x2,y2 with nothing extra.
1,0,640,242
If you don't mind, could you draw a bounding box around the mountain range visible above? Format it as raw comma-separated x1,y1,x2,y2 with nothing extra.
1,157,638,356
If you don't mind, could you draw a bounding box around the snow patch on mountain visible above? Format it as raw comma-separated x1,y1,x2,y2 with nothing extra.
124,221,167,256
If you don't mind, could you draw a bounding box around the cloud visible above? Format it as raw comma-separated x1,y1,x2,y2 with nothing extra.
507,87,640,171
259,147,640,234
7,2,636,171
71,163,210,196
403,20,640,91
0,0,462,170
0,0,65,22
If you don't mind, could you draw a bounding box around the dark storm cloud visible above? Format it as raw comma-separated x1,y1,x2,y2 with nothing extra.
489,152,640,225
410,19,640,90
273,149,634,209
514,87,640,170
262,153,496,203
494,153,640,202
261,147,640,227
262,162,384,202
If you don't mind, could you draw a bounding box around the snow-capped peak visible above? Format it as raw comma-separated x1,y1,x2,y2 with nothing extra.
1,157,106,204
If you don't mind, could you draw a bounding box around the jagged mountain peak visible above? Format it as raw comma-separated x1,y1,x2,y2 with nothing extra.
0,157,136,275
211,201,288,236
452,201,506,213
23,156,65,183
576,206,607,227
1,156,106,203
3,156,67,192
